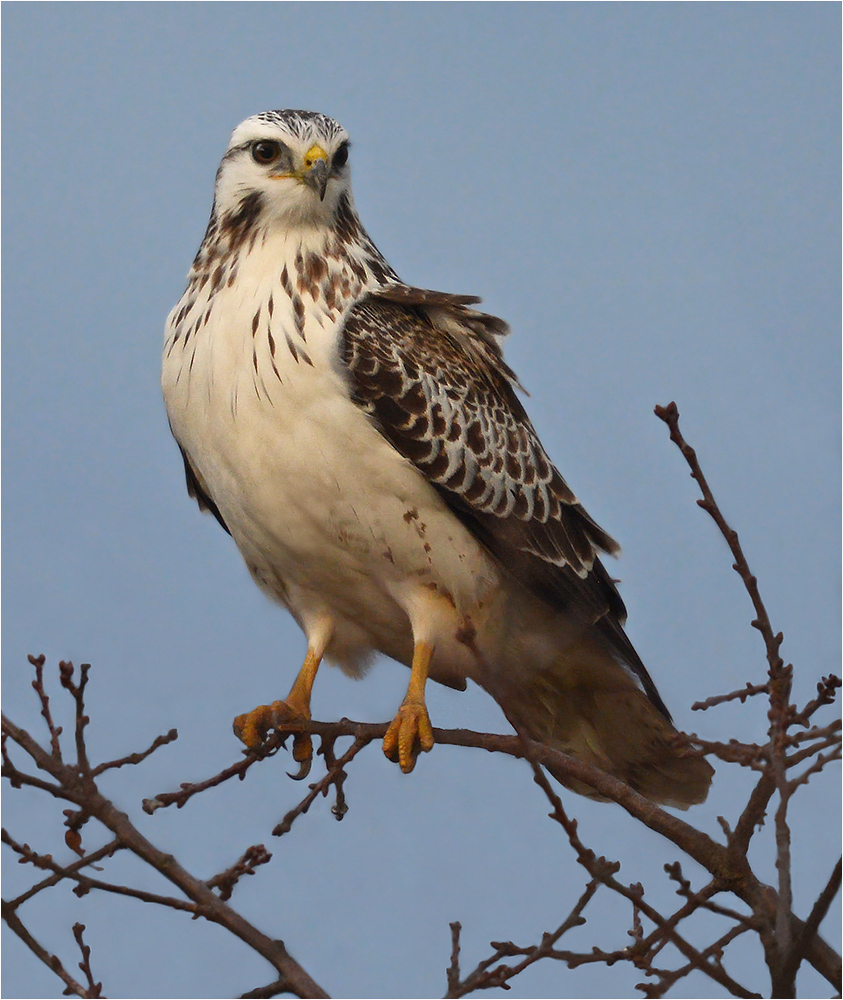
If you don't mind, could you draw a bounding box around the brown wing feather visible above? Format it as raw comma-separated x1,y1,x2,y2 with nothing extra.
341,286,670,718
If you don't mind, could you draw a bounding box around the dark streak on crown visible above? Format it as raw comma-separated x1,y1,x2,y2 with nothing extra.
253,110,347,142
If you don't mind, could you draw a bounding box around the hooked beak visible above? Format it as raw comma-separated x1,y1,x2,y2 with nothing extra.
301,144,329,201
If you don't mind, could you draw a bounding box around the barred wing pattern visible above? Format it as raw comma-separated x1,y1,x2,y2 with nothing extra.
341,286,667,715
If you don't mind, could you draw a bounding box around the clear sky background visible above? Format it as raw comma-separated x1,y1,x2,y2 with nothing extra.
2,4,839,999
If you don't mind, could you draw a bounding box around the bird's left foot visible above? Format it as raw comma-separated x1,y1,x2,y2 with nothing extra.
233,700,313,779
383,700,434,774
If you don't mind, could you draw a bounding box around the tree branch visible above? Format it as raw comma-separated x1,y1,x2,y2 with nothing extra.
1,900,103,999
2,701,331,999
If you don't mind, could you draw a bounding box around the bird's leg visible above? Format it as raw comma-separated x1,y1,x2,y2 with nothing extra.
233,648,322,779
383,641,435,773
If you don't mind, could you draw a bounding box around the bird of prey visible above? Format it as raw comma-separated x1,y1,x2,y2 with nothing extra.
162,109,712,807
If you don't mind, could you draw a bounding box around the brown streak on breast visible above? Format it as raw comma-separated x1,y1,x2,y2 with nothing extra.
285,333,300,363
307,252,327,285
292,295,306,337
210,263,225,293
323,277,338,312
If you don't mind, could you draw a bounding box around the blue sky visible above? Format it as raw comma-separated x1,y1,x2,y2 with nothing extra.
3,4,840,998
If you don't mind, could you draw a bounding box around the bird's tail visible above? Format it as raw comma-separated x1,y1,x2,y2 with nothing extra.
486,635,713,809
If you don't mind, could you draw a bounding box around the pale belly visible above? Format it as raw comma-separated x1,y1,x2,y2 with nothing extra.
165,356,503,688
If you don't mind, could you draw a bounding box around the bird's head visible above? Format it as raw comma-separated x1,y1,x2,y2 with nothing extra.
213,110,352,230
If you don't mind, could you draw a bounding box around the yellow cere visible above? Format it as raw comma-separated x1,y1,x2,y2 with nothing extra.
304,144,329,168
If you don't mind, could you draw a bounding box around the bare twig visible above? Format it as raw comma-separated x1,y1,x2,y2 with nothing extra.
91,729,178,777
319,736,350,820
1,900,102,999
3,829,198,913
637,923,755,998
142,740,280,814
4,837,123,912
443,880,602,997
58,661,92,777
730,772,776,855
71,923,103,998
240,978,295,999
29,653,63,761
779,857,842,989
788,748,842,790
693,682,770,712
664,862,755,928
273,736,370,836
793,676,842,727
446,922,462,995
654,403,789,689
207,844,273,901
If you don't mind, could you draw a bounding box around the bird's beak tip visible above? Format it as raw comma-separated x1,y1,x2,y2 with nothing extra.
304,162,329,201
303,144,330,200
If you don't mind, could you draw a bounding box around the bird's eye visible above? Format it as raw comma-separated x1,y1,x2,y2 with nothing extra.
333,143,349,169
251,141,282,165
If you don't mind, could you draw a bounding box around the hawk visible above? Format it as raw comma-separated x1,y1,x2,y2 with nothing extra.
162,110,712,807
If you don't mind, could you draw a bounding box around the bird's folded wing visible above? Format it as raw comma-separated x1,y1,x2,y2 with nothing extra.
341,285,669,718
178,442,232,536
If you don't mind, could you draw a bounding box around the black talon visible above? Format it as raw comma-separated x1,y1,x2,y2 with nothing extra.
287,733,313,780
287,755,312,781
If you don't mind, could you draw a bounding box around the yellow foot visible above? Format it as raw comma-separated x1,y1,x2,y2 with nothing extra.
383,702,434,774
233,700,313,780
